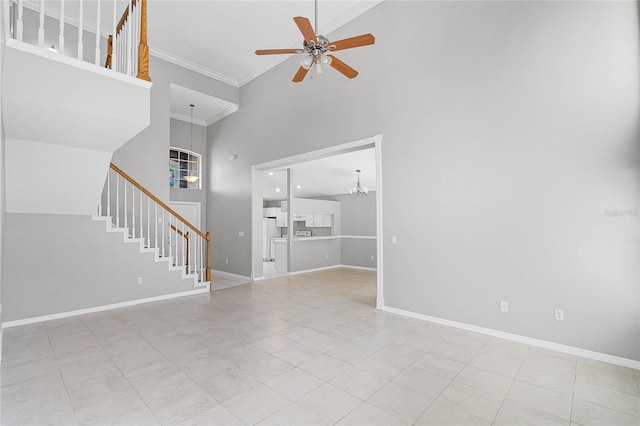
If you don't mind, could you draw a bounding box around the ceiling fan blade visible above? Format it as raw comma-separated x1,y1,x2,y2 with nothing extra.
329,34,375,51
255,49,302,55
293,17,318,44
328,55,358,79
292,66,309,83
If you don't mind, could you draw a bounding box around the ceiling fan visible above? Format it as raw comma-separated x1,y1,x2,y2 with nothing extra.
255,0,375,82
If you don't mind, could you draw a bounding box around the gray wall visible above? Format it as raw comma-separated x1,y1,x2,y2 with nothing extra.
169,118,208,231
335,192,376,269
113,55,238,205
207,1,639,360
2,214,200,322
291,239,341,273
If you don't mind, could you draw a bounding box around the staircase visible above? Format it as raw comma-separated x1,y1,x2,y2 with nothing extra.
91,215,208,289
94,163,211,288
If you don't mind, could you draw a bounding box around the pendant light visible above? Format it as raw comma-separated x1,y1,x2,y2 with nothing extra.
349,169,368,197
184,103,199,184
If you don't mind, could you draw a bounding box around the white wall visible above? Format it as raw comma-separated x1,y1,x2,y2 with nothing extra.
207,1,639,361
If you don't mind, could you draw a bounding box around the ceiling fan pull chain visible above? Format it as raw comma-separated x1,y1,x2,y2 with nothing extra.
315,0,319,35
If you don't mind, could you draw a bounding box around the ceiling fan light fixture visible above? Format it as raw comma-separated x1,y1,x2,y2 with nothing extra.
315,61,323,74
301,55,313,69
320,53,332,66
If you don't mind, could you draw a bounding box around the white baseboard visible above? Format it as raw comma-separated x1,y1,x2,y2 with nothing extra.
288,264,377,276
383,306,640,371
2,288,210,328
211,269,252,282
339,264,377,272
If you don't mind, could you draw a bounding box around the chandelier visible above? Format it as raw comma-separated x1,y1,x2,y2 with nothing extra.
349,169,368,197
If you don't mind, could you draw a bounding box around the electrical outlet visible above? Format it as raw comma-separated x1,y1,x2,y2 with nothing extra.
158,217,162,223
500,301,509,313
137,277,143,285
326,254,329,259
370,255,374,260
555,309,564,321
392,236,397,244
225,258,229,264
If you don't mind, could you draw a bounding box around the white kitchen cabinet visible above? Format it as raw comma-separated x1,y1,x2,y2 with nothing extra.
292,213,306,221
304,213,332,227
263,207,277,218
305,213,314,227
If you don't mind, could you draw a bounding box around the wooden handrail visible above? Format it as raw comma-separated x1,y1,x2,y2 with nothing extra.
110,163,209,241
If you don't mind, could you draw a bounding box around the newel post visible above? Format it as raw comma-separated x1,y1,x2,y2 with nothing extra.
136,0,151,81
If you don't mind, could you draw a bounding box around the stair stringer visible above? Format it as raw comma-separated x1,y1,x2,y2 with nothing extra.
92,215,209,290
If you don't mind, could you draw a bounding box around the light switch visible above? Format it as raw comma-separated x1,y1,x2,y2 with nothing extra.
391,236,397,244
239,231,244,237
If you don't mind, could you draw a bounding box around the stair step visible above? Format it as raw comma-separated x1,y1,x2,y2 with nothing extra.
91,215,205,289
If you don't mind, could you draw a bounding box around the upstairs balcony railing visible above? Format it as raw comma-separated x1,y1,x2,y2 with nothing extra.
7,0,150,81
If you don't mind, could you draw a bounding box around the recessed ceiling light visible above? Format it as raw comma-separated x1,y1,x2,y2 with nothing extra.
296,185,301,189
268,172,274,176
275,188,281,192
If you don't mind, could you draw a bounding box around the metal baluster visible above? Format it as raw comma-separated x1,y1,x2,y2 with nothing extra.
161,209,165,258
182,222,186,270
146,194,149,245
200,238,204,282
38,0,44,47
154,203,158,252
107,169,111,218
59,0,65,54
141,191,144,240
131,183,135,237
123,180,128,229
126,0,133,75
94,0,100,65
77,0,83,60
112,0,117,71
115,175,119,227
16,0,23,41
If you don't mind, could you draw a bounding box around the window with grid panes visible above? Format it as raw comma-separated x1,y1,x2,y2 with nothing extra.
169,148,201,189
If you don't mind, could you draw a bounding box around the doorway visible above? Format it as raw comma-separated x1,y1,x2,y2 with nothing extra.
251,135,384,309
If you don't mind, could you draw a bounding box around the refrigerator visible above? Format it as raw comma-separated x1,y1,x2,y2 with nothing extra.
262,218,280,261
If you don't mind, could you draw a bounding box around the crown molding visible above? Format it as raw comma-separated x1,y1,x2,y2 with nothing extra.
170,112,207,127
149,47,240,88
170,104,239,127
205,105,240,126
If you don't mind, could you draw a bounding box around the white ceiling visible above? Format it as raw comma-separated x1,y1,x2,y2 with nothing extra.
148,0,383,86
169,84,238,126
262,147,376,201
24,0,382,125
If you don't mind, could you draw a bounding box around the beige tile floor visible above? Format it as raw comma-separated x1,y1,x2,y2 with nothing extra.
1,268,639,425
